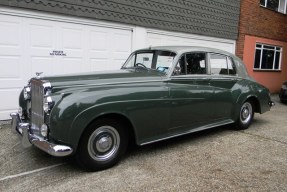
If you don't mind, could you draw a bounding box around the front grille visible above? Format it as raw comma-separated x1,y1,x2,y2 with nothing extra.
30,79,44,135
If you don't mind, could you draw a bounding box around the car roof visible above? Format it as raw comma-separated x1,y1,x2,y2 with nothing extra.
137,46,235,57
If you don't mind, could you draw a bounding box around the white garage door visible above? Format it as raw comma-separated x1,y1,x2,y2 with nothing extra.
147,30,235,53
0,13,132,120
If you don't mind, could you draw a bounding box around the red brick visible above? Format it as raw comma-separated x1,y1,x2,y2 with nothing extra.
236,0,287,59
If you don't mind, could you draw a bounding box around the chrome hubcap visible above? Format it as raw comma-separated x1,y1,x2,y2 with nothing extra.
96,136,112,153
242,108,249,119
240,102,252,124
88,126,120,161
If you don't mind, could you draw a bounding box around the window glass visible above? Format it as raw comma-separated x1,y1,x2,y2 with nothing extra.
279,0,286,12
267,0,279,11
136,53,153,68
227,57,236,75
173,55,186,75
123,50,176,73
157,55,174,69
263,45,276,49
210,54,228,75
254,49,261,69
124,54,136,68
275,52,280,69
254,43,282,70
260,0,266,6
186,53,206,74
261,49,275,69
261,0,286,13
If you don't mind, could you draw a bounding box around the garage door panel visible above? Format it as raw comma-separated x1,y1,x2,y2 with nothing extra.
147,32,235,53
57,58,84,74
61,27,84,50
0,15,24,93
0,88,21,119
30,24,54,49
31,57,54,76
0,19,21,47
113,32,131,53
0,56,21,79
0,88,22,119
0,89,21,109
90,59,108,71
89,30,109,51
112,59,126,69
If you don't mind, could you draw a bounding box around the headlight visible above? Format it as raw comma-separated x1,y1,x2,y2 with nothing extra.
40,124,48,137
282,84,287,89
43,96,54,113
23,86,31,100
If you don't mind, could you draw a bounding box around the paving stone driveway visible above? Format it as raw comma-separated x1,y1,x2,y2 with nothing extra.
0,95,286,191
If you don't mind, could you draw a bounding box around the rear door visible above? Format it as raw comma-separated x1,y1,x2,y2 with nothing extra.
208,53,238,120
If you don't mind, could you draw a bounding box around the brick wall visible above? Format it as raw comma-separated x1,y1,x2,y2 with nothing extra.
236,0,287,59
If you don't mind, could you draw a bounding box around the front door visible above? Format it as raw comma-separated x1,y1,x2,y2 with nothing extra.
168,52,214,133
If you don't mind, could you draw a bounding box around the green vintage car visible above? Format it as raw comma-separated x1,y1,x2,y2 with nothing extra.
11,46,274,171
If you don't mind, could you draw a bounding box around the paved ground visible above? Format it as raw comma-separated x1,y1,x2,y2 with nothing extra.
0,95,286,192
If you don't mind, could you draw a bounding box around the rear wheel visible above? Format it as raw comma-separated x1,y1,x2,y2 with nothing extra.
235,100,254,130
76,118,128,171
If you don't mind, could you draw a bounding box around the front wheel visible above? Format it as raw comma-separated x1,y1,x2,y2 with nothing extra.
76,118,129,171
235,101,254,130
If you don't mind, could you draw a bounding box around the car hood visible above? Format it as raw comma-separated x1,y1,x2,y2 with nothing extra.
41,69,165,92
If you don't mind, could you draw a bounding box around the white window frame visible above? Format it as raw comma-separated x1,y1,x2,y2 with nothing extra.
254,43,282,71
260,0,287,14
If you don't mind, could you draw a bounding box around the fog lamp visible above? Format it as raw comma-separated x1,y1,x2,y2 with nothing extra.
43,96,53,113
23,86,31,100
41,124,48,137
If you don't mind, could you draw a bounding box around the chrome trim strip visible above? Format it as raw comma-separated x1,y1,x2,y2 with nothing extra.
140,119,234,146
10,112,20,134
55,79,164,89
30,136,73,157
21,123,31,147
10,112,73,157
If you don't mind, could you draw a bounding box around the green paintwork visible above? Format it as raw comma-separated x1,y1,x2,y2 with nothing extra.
18,46,272,154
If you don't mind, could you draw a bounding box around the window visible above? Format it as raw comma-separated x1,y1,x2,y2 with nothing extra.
210,54,236,75
254,44,282,70
260,0,287,14
124,52,153,68
173,52,206,75
123,50,176,73
186,53,206,74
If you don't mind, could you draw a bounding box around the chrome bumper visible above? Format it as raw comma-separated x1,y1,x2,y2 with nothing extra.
10,112,73,157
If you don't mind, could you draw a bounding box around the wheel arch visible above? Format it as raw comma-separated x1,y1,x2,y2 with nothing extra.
71,111,137,153
245,95,261,113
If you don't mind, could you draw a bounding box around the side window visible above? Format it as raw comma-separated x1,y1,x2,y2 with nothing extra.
227,57,236,75
186,53,206,74
210,54,236,75
173,55,186,75
173,52,206,76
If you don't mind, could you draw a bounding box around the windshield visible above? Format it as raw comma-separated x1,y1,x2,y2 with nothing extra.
122,50,177,74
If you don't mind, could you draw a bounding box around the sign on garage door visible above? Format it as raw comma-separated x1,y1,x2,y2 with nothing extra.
0,14,132,120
